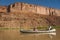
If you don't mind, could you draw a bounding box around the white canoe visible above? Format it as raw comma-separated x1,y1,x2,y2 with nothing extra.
20,29,56,33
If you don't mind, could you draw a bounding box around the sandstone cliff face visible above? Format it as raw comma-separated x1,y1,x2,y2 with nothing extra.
0,12,60,30
0,2,60,30
0,12,49,30
9,2,60,16
0,6,7,13
0,2,60,16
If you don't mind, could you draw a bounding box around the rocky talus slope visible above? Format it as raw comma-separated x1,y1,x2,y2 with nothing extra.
0,12,60,30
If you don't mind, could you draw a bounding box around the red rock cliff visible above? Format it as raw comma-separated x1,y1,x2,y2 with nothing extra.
9,2,60,16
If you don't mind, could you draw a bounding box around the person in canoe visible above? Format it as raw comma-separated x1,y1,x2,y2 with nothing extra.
49,26,53,31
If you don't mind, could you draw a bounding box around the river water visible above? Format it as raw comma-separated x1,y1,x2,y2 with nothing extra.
0,29,60,40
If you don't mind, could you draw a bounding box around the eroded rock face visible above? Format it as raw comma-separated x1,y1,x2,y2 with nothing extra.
0,2,60,30
0,2,60,16
0,12,49,30
0,6,7,13
9,2,60,16
0,12,60,29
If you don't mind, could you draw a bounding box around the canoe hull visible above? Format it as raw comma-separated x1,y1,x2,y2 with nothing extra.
20,29,56,33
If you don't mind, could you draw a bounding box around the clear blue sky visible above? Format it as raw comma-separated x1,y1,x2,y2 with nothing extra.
0,0,60,9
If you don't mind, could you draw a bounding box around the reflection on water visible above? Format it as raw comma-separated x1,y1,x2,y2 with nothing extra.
0,29,59,40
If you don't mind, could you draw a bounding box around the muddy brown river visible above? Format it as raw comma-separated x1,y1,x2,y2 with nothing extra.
0,29,60,40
